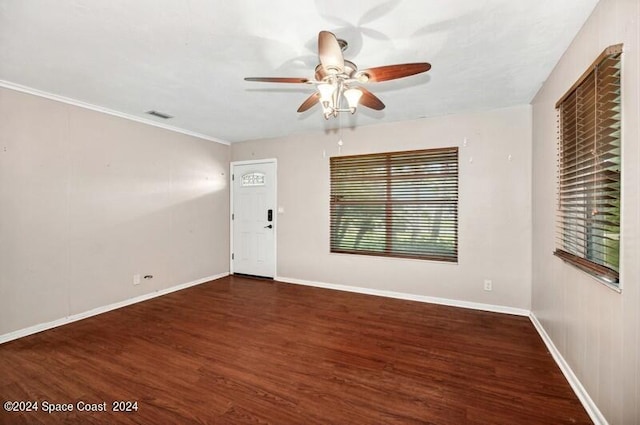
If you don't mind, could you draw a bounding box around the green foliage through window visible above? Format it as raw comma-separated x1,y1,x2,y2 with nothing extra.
330,147,458,262
555,44,622,285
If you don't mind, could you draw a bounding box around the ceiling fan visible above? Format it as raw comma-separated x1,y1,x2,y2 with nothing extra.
244,31,431,119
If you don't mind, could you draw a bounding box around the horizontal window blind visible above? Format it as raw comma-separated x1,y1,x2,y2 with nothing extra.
330,147,458,262
555,44,622,284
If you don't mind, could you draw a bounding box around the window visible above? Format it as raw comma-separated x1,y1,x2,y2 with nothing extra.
554,44,622,285
330,147,458,262
241,172,265,187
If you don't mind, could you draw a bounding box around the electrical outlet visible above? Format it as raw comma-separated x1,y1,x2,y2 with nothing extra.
133,274,141,285
484,279,492,291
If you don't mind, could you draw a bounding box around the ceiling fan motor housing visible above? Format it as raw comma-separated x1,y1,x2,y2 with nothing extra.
314,60,358,81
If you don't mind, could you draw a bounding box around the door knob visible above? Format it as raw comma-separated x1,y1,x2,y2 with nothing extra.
264,224,273,229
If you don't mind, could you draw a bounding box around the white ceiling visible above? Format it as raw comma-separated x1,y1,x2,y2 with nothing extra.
0,0,599,143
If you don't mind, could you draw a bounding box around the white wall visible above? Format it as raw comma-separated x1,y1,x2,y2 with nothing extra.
232,105,532,310
0,86,230,336
531,0,640,423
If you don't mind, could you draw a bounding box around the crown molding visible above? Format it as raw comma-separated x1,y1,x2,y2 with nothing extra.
0,80,230,145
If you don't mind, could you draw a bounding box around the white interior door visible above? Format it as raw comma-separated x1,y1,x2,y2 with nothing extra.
231,160,276,278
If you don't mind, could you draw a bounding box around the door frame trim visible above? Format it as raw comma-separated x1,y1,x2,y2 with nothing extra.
229,158,278,277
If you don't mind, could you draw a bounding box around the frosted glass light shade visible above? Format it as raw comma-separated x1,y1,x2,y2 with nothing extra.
344,88,363,109
318,83,336,104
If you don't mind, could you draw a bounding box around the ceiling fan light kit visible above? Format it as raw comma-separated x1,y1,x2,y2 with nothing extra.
245,31,431,120
317,81,362,119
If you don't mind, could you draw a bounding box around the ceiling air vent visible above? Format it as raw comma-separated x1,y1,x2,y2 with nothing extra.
146,110,173,119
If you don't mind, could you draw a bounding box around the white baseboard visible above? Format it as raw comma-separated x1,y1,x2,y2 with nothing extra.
277,276,604,423
0,272,229,345
1,272,605,425
275,275,530,316
529,313,607,425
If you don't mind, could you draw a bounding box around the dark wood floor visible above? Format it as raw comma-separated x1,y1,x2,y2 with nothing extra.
0,275,591,424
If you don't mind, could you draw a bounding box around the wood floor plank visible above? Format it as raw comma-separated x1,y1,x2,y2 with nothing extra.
0,275,592,424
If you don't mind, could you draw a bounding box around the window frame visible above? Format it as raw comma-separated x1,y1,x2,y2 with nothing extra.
554,43,622,287
329,147,459,263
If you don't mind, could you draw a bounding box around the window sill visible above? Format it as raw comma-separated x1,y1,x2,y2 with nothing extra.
553,251,621,293
594,276,622,293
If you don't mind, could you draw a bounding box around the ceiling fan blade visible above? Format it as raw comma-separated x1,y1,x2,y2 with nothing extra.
358,87,385,110
358,63,431,82
244,77,309,83
318,31,344,73
297,92,320,112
